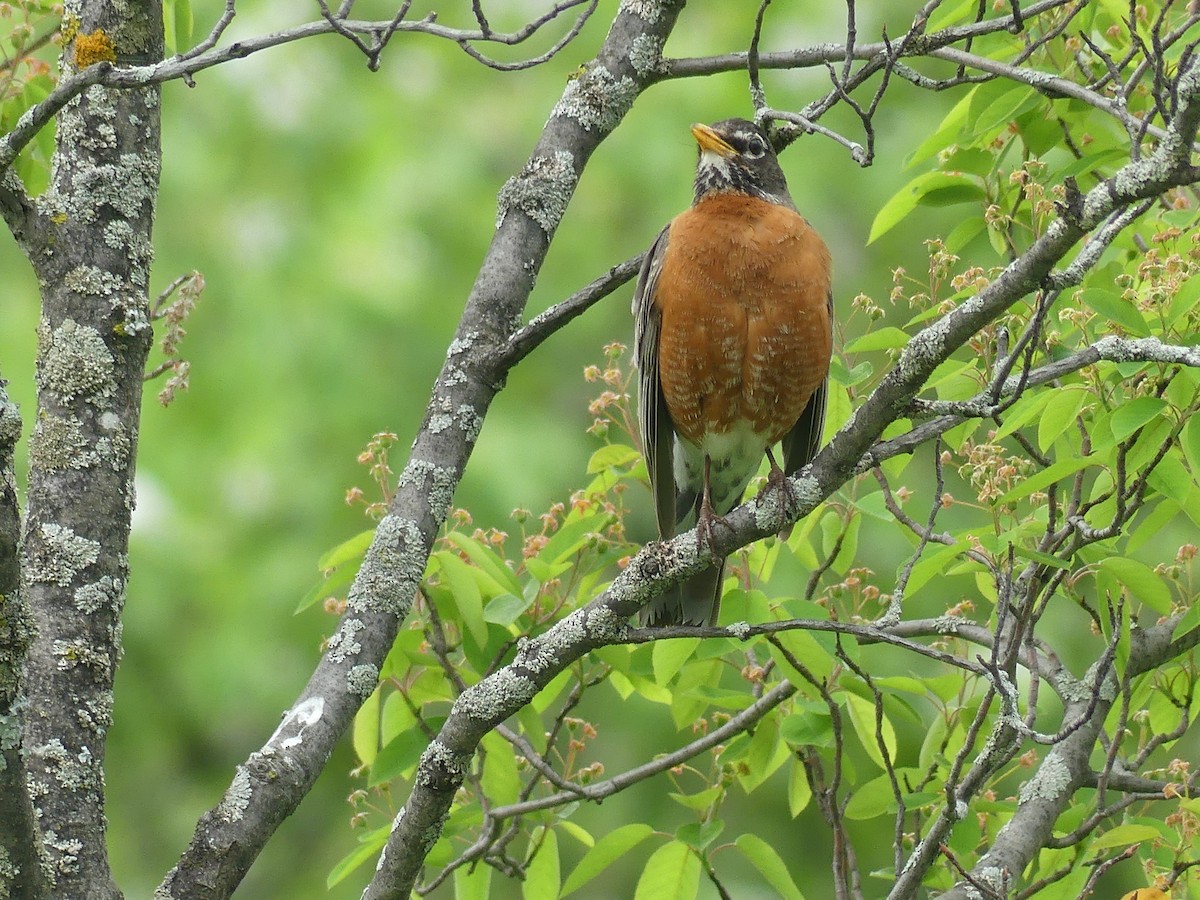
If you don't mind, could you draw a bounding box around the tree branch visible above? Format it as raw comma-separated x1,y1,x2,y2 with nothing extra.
0,373,45,897
160,2,685,897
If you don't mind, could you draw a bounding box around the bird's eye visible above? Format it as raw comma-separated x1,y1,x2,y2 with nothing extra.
744,136,768,159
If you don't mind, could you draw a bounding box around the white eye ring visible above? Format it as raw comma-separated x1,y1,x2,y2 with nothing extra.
744,136,768,159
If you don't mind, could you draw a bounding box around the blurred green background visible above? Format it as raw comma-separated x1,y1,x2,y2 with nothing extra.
0,0,1097,896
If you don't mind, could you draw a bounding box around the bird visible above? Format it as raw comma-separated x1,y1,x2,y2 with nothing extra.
631,117,833,627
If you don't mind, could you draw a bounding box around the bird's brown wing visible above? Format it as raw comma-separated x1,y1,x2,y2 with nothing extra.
781,290,833,475
632,225,677,539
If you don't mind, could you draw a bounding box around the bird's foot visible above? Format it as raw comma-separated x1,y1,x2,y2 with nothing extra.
695,493,735,558
763,449,800,538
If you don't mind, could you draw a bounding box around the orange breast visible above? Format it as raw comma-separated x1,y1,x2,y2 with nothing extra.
654,193,833,447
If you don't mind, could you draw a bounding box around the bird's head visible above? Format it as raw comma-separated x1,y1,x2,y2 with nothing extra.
690,118,793,207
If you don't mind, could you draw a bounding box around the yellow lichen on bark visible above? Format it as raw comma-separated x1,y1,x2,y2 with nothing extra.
73,30,116,68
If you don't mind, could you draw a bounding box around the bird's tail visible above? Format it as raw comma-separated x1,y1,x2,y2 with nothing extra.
638,561,725,627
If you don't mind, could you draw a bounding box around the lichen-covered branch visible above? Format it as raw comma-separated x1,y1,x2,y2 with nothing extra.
0,375,45,897
16,0,163,895
160,2,685,897
0,1,611,179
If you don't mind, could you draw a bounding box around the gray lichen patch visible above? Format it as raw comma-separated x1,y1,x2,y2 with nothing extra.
218,766,253,822
397,460,458,525
620,0,664,22
37,318,115,402
453,668,538,722
0,397,20,445
346,515,425,617
456,404,483,443
552,67,639,133
608,539,681,608
68,153,161,224
496,150,576,234
1018,748,1071,803
75,692,113,735
447,331,479,357
347,663,380,698
582,604,625,642
29,523,100,586
415,739,470,785
32,739,100,792
0,710,21,752
628,33,664,77
327,617,364,663
30,413,92,471
52,639,113,678
63,265,123,297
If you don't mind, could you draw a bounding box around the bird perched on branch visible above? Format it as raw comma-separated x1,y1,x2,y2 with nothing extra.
632,117,833,626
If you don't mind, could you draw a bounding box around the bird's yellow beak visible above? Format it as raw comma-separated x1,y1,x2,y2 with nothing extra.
691,123,736,158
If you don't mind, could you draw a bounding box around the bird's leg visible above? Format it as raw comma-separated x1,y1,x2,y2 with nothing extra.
764,447,801,537
695,454,735,556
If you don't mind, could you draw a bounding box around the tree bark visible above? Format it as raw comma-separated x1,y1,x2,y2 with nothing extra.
17,1,162,896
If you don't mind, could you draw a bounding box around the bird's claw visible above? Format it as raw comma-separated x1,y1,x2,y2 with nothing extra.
695,498,735,557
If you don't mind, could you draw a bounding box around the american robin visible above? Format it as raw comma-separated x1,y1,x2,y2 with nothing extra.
632,117,833,627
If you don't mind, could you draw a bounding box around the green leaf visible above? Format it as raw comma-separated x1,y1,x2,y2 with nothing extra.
481,731,521,806
872,676,931,696
1110,397,1168,441
1078,287,1151,337
562,823,654,897
652,638,699,685
352,686,381,767
433,551,487,647
868,173,985,244
844,692,897,772
482,592,533,626
1037,388,1089,453
992,390,1054,442
634,841,699,900
296,560,357,613
737,713,785,794
297,529,376,612
525,555,572,583
327,826,389,888
844,327,911,353
995,455,1096,505
522,829,560,900
445,531,523,596
1088,823,1161,851
537,512,613,566
1051,147,1127,181
788,760,812,816
735,834,805,900
454,857,492,900
369,718,444,786
319,529,375,571
1098,557,1172,615
676,819,724,850
780,702,834,748
768,630,835,684
557,820,594,849
1182,416,1200,482
968,85,1041,139
906,88,973,167
1172,600,1200,641
588,443,641,474
380,690,417,746
845,770,909,820
669,785,724,811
